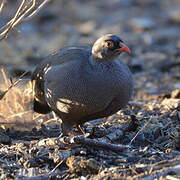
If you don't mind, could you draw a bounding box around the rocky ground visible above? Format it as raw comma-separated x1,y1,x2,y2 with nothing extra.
0,0,180,179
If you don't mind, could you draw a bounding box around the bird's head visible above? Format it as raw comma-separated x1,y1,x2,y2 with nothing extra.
92,34,131,61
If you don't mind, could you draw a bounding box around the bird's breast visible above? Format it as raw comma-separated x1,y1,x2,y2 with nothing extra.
44,60,133,116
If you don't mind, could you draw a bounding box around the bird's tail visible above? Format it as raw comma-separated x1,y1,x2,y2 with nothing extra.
33,99,51,114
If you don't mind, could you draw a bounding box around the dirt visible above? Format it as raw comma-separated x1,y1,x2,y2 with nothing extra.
0,0,180,179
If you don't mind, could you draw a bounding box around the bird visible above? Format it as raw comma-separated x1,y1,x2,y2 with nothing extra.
31,34,133,135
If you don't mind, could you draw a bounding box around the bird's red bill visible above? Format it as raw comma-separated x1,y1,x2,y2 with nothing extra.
117,43,131,54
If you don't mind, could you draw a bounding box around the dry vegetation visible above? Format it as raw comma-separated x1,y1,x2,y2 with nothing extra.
0,0,50,41
0,0,180,179
0,69,35,130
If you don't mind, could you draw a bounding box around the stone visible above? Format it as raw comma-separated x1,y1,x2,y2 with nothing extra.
167,7,180,23
66,156,100,175
129,17,155,32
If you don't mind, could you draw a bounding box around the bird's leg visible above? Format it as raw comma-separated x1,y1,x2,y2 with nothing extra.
61,123,72,136
76,124,86,135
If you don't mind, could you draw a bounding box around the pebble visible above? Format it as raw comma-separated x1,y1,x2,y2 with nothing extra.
139,52,167,61
78,21,96,35
0,134,11,144
129,58,143,73
167,7,180,23
0,41,25,65
161,98,180,109
66,156,100,175
129,17,155,32
91,125,107,138
173,84,180,89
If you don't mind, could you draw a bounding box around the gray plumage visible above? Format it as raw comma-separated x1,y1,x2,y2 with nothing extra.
32,34,133,135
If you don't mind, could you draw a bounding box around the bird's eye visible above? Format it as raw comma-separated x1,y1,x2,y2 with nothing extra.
105,41,114,48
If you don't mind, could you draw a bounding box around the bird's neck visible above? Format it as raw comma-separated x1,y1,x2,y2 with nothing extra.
89,54,111,65
89,55,101,65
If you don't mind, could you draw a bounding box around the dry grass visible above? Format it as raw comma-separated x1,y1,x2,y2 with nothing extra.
0,68,47,130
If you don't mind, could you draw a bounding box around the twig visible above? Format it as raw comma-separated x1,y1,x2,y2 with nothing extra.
0,70,28,100
24,0,51,21
3,0,36,37
0,1,33,32
0,0,26,39
0,0,6,14
38,135,130,152
0,0,51,41
70,136,130,152
1,68,9,85
6,110,32,118
129,116,153,145
49,160,64,173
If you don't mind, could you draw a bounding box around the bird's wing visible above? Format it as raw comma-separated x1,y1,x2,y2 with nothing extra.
31,46,91,113
32,45,91,81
